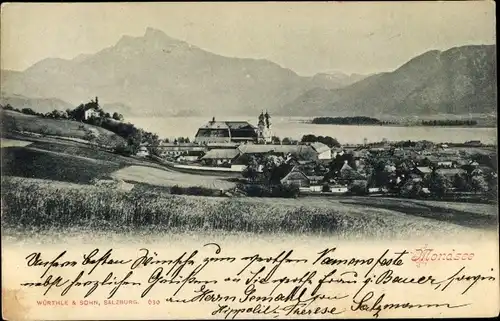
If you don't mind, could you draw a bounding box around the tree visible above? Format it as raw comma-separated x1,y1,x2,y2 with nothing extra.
470,175,489,193
452,173,470,191
301,134,340,147
428,172,450,198
84,129,99,145
301,134,317,143
242,156,260,182
112,112,124,121
143,132,161,156
262,155,287,184
282,137,292,145
271,136,281,144
321,136,340,148
114,143,133,156
127,128,144,154
349,180,368,195
400,181,424,199
21,108,37,116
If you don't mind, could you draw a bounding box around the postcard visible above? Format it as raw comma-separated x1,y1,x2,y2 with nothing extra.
1,1,498,319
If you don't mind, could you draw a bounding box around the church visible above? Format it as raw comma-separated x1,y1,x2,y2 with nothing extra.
194,111,273,145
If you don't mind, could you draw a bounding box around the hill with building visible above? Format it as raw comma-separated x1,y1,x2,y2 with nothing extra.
282,45,497,117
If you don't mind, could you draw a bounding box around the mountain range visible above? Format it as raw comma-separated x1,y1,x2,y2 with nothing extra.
1,27,496,117
282,45,497,117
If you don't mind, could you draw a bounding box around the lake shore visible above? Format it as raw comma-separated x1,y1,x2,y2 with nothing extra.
298,120,497,129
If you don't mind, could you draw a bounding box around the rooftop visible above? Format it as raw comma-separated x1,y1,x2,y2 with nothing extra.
310,142,331,154
200,120,257,130
416,166,432,174
237,144,315,155
201,148,240,160
436,168,466,176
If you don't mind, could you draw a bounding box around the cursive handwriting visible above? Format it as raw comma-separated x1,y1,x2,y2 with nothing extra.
351,291,470,318
19,244,494,318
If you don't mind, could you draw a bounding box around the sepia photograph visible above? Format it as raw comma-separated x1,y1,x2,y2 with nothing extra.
1,2,498,320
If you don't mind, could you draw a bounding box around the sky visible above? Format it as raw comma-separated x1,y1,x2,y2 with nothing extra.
0,2,496,76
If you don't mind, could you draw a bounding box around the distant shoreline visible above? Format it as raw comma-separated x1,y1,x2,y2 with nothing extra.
298,116,497,128
300,121,497,129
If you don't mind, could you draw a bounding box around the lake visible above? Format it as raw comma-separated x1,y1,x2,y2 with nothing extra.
128,116,498,145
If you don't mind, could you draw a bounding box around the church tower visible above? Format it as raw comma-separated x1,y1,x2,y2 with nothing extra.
257,110,272,144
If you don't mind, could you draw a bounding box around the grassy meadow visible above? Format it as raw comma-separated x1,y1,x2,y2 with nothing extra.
1,110,125,147
2,175,493,242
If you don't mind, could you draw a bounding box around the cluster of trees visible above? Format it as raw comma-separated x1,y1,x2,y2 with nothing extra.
2,98,162,156
1,100,125,122
257,136,297,145
421,119,478,126
312,116,382,125
391,140,435,149
112,125,161,156
173,137,191,144
301,134,341,147
2,104,69,119
241,154,299,198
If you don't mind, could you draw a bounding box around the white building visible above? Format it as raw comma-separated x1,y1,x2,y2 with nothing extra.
136,146,150,158
310,142,332,160
330,185,349,193
84,108,100,120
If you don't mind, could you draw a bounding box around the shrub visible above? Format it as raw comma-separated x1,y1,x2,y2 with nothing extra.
270,183,300,198
237,183,299,198
170,185,216,196
113,143,133,156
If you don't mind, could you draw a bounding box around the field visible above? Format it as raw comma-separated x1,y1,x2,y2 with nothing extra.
0,138,33,147
1,138,238,189
2,144,123,184
111,165,236,189
1,110,125,147
2,176,492,242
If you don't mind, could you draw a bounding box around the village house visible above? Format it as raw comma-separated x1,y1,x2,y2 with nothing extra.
306,175,324,186
235,144,320,163
84,108,100,120
368,187,387,194
338,161,366,182
194,118,258,144
309,142,332,160
175,150,205,163
280,167,310,188
415,166,433,178
200,148,240,166
329,184,349,193
136,146,149,158
332,148,344,159
435,168,466,179
437,158,456,168
280,167,350,194
157,143,207,158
